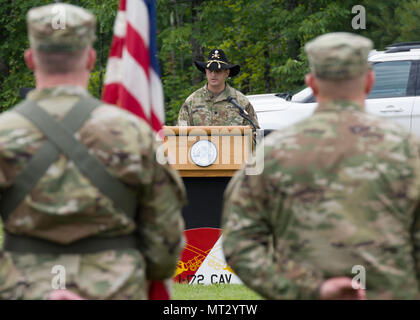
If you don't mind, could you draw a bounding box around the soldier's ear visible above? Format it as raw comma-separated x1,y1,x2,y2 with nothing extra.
86,48,97,71
24,49,35,70
365,70,375,95
305,73,318,97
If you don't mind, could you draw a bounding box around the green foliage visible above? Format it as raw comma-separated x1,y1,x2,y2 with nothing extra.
0,0,118,111
173,284,263,300
0,0,49,111
361,0,402,49
0,0,418,123
395,0,420,43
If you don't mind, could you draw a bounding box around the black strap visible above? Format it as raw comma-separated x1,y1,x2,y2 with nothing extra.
3,231,138,254
0,97,137,222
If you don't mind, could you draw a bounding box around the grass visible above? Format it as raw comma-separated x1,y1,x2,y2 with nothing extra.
172,284,263,300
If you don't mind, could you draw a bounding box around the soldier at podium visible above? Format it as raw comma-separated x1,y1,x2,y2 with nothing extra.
177,49,259,128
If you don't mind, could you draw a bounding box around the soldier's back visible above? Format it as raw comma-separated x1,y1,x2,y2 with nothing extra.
0,86,185,299
272,102,420,299
226,100,420,299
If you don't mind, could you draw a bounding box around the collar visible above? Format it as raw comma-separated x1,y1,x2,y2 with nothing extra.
27,85,90,101
314,100,365,113
203,83,233,102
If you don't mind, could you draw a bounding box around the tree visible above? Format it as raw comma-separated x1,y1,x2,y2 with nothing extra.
0,0,414,124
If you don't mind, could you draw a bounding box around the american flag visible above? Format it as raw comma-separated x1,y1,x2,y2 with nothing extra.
102,0,164,132
102,0,169,300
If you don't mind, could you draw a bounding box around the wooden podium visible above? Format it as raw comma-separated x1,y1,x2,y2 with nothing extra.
162,126,253,178
162,125,253,229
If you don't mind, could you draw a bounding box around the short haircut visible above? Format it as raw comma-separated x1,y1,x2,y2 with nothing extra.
315,72,368,100
33,49,87,75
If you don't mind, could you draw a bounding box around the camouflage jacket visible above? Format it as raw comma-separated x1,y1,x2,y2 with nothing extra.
0,86,186,299
177,83,259,128
222,100,420,300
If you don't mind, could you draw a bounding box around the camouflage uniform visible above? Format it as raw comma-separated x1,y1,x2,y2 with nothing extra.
177,84,259,127
222,33,420,299
0,4,186,300
177,48,259,128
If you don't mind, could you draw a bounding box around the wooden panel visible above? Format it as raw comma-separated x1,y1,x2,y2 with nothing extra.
179,170,238,177
162,126,253,177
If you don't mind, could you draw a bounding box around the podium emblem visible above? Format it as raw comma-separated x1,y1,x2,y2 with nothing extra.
190,140,218,167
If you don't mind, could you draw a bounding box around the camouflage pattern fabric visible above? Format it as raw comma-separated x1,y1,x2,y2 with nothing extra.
177,84,259,128
27,3,96,52
0,86,186,299
222,100,420,300
305,32,373,80
0,250,147,299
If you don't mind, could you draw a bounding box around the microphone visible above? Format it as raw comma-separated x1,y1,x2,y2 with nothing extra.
227,96,249,116
226,96,257,139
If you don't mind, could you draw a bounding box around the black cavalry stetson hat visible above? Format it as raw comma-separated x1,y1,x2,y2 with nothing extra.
194,48,240,77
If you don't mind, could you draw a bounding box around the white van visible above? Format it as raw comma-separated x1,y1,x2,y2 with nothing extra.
248,42,420,137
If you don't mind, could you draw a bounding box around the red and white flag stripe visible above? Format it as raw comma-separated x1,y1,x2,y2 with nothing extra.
102,0,164,132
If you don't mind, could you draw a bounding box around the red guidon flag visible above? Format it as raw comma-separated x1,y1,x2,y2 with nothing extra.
102,0,167,299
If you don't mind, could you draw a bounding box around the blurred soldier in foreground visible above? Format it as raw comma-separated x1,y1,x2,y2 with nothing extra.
0,3,185,299
222,32,420,299
177,48,259,128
